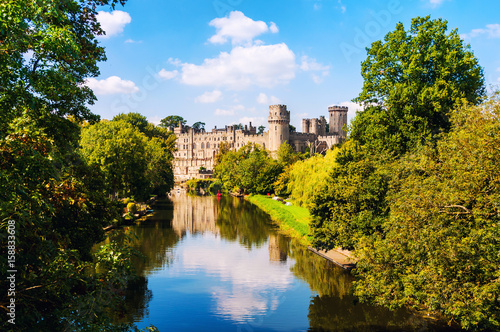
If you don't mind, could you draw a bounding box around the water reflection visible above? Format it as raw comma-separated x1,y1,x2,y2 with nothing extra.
105,194,461,331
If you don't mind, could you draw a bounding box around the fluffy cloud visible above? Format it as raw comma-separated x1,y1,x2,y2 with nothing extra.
461,23,500,39
239,116,267,127
158,69,179,80
96,11,131,38
179,43,296,90
85,76,139,95
300,56,330,84
427,0,447,6
195,90,223,103
257,93,281,105
214,105,245,116
208,11,279,45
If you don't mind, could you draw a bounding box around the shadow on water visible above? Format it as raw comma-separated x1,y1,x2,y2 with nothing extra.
101,194,462,331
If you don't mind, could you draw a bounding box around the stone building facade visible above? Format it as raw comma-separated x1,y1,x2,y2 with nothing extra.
173,104,348,182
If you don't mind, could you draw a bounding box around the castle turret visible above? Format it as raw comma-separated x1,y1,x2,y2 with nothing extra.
319,116,327,135
268,105,290,152
302,119,310,133
328,106,348,137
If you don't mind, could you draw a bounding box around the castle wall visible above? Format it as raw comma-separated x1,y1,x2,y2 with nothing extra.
173,104,348,182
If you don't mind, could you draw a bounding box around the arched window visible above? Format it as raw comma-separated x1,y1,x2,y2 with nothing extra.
207,143,210,149
201,143,205,149
193,143,196,149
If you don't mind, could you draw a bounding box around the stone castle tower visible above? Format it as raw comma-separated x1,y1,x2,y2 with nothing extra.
268,105,290,151
328,106,348,136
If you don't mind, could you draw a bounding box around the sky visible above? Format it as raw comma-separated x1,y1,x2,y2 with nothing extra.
87,0,500,130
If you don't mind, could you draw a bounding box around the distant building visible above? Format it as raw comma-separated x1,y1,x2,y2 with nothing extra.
173,104,348,182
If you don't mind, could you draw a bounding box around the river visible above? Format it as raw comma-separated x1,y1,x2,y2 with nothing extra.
103,193,460,331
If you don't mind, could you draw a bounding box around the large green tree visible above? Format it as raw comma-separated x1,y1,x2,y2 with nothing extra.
309,16,486,251
0,1,162,330
352,16,485,156
80,118,174,200
354,94,500,331
159,115,186,130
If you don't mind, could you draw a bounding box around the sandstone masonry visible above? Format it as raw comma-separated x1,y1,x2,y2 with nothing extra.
173,104,348,181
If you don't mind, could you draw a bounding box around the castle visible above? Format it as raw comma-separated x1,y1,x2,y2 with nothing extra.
173,104,348,182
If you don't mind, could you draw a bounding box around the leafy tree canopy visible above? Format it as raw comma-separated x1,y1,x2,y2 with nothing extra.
160,115,186,130
352,16,485,156
354,93,500,330
192,121,206,131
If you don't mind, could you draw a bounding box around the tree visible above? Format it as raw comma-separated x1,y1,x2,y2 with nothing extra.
113,112,149,133
80,119,174,200
289,124,296,133
352,16,485,156
0,1,148,329
258,125,266,135
192,121,206,131
309,16,487,252
160,115,186,130
354,93,500,330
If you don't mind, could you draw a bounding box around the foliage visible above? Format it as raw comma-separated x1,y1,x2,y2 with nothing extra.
185,178,213,191
257,125,265,135
127,202,138,214
0,1,169,329
159,115,186,130
286,149,339,209
192,121,205,131
213,141,232,166
352,16,485,156
215,143,283,195
353,94,500,330
80,118,174,200
309,143,391,250
114,112,177,159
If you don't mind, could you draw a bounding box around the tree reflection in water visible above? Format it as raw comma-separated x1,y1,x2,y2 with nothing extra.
103,195,461,331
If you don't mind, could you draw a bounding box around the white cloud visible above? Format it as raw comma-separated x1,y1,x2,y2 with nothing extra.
257,93,281,105
215,108,234,116
461,24,500,39
96,11,131,38
313,3,322,10
124,39,142,44
208,11,279,45
180,43,296,90
214,104,245,116
427,0,447,7
239,116,266,127
85,76,139,95
195,90,223,103
158,69,179,80
338,0,346,13
300,56,330,84
269,22,279,34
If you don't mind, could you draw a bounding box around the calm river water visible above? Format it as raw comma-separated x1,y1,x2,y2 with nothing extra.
105,194,460,331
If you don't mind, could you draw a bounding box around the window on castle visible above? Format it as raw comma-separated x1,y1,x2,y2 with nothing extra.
207,143,210,148
201,143,205,149
193,143,196,149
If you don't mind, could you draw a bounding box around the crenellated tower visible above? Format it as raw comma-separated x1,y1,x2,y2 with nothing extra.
328,106,348,138
268,105,290,152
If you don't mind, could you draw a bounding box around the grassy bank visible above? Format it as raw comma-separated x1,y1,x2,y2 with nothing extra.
246,195,311,243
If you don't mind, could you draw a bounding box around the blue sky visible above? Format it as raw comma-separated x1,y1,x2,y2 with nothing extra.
87,0,500,130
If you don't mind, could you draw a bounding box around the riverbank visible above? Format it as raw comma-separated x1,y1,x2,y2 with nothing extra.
246,194,311,244
246,194,359,270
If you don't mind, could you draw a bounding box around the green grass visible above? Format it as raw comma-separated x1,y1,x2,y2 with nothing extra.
246,195,311,242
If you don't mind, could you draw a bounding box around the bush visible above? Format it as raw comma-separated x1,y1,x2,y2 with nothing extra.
126,202,138,214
